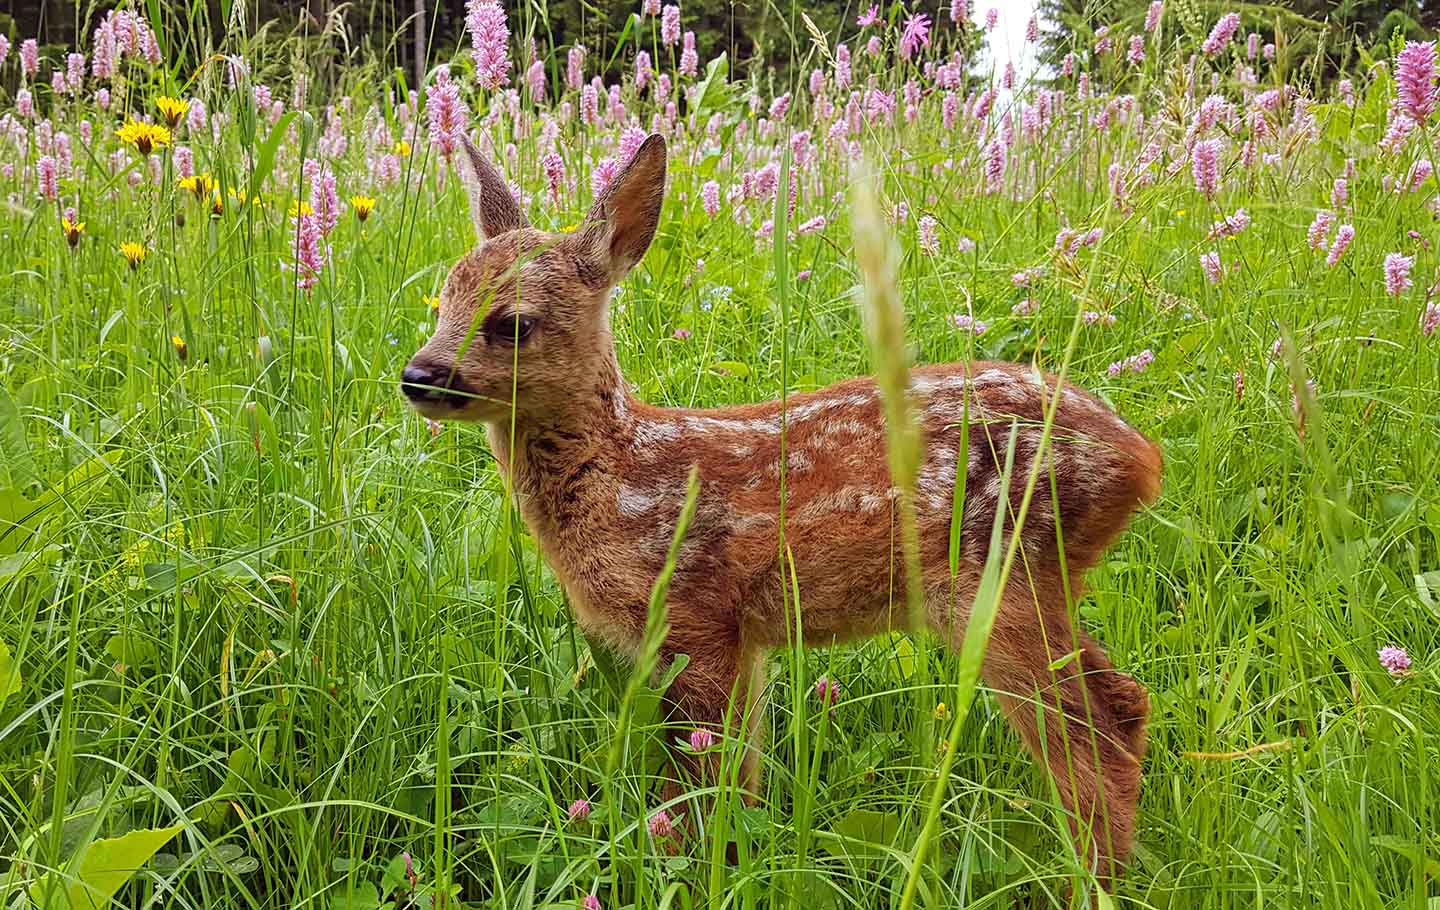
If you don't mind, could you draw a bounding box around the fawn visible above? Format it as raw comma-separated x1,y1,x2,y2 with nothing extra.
402,133,1162,881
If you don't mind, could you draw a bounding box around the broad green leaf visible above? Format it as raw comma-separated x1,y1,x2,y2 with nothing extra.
0,638,19,707
824,809,901,858
34,825,182,910
327,880,381,910
691,53,732,121
0,546,61,584
0,387,36,491
246,111,298,201
711,360,751,379
889,632,916,680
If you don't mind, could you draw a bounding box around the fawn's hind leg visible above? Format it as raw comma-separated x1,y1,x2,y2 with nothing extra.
972,581,1149,883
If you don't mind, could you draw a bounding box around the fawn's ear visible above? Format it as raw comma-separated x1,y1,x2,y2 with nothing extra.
455,133,526,241
575,134,667,284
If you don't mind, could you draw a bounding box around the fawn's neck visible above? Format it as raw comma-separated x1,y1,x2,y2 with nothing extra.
486,347,634,525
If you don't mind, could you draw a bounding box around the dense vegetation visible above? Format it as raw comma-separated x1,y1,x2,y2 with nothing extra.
1,1,1438,908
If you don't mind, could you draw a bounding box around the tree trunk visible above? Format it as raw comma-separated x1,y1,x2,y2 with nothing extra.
414,0,427,89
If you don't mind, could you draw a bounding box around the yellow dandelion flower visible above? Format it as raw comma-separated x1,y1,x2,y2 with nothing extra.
156,96,189,128
210,191,225,217
120,241,147,269
932,702,948,720
179,173,215,201
116,120,172,155
288,200,314,219
171,335,188,362
423,294,440,312
350,195,376,222
393,140,411,157
60,216,85,248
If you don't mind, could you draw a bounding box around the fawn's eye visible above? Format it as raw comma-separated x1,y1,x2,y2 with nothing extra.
491,314,537,344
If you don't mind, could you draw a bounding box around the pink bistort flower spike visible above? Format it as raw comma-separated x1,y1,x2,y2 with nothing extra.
466,0,511,90
1325,224,1354,267
1384,252,1414,297
1191,138,1222,198
1396,41,1438,125
661,5,681,46
1201,12,1240,56
1378,645,1412,676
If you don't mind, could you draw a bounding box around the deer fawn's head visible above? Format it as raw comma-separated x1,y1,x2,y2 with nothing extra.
402,133,667,424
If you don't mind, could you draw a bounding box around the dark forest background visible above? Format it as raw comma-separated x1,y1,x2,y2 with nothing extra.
2,1,1436,95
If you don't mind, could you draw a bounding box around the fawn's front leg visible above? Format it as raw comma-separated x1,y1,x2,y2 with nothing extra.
658,624,767,817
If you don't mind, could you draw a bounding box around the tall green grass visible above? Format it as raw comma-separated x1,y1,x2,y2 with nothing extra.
2,3,1439,909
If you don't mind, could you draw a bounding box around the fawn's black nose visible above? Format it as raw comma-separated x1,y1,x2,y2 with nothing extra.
400,361,466,405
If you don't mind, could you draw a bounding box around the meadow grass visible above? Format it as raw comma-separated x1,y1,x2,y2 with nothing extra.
1,3,1439,908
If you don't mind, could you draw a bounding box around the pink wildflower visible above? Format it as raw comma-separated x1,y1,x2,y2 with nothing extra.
288,210,329,290
425,69,467,158
1307,210,1334,250
16,89,33,118
567,45,586,89
635,50,652,91
1325,224,1354,267
688,729,715,751
1128,35,1145,65
1378,645,1412,676
1083,310,1117,326
701,180,720,217
680,32,698,77
1207,207,1250,240
835,43,852,88
648,810,673,838
900,13,932,60
1199,251,1223,284
21,38,38,77
1201,13,1240,56
815,677,840,705
1384,252,1414,296
619,126,648,165
661,5,681,46
592,157,619,198
1012,298,1038,316
0,35,8,67
1191,137,1222,198
957,236,976,253
1107,349,1155,376
985,8,998,30
1396,41,1438,125
949,314,988,335
567,798,592,821
1025,16,1038,42
1144,2,1162,32
984,138,1005,194
769,93,791,120
542,151,566,203
866,35,883,57
526,59,546,101
918,215,939,255
1331,177,1347,208
1421,302,1439,336
582,897,602,910
37,155,57,200
1338,78,1354,105
797,215,826,235
857,5,880,27
642,0,660,15
466,0,511,90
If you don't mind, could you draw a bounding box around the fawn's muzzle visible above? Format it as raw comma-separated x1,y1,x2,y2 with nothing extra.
400,361,471,407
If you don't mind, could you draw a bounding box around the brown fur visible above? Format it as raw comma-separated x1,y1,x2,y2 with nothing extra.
405,134,1162,883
